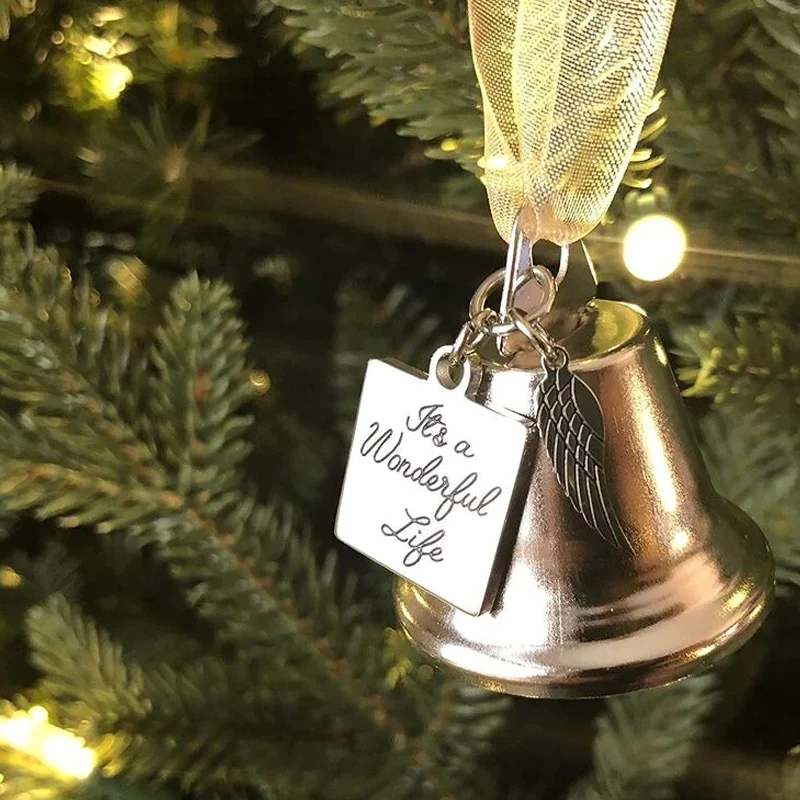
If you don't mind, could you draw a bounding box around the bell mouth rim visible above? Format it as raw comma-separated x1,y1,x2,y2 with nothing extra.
398,575,774,700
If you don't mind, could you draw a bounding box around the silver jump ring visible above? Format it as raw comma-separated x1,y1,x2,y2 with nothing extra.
449,308,498,365
469,265,557,340
508,308,568,368
545,345,569,369
469,268,505,321
449,321,474,366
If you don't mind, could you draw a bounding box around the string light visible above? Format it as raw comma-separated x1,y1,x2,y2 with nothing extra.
0,707,96,780
249,369,272,395
0,566,22,588
93,59,133,101
623,213,687,281
485,154,510,171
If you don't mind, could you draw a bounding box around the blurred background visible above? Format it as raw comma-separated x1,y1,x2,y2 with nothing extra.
0,1,797,798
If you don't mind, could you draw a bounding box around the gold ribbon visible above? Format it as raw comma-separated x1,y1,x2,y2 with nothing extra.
468,0,677,244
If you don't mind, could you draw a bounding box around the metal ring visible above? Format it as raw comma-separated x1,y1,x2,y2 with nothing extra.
508,308,559,362
468,274,536,338
449,320,475,365
469,265,557,337
545,345,569,369
469,268,505,321
448,308,498,365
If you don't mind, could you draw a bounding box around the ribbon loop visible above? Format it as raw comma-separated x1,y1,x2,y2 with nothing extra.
469,0,677,244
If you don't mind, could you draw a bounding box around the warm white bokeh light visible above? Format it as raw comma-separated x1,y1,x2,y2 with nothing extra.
0,706,96,780
94,59,133,101
623,213,687,281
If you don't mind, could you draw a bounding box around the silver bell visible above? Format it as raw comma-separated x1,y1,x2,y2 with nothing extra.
394,244,774,698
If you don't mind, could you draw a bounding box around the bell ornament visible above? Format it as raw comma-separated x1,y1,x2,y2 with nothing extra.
394,298,774,698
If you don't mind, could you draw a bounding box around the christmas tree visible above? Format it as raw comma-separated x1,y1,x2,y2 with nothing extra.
0,0,797,798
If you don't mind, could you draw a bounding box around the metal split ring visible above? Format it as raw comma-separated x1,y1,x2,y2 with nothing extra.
468,265,557,339
448,308,497,366
507,308,568,367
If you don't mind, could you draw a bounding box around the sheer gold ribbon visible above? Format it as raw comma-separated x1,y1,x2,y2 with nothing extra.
468,0,677,244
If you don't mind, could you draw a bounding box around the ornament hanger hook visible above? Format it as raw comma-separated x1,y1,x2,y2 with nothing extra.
498,210,568,321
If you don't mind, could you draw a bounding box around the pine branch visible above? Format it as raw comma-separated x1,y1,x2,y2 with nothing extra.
0,223,155,487
26,596,343,795
81,106,260,254
699,410,800,593
147,275,253,500
0,699,97,800
8,540,81,604
0,220,503,798
676,317,800,424
662,85,800,238
0,699,177,799
274,0,800,239
0,161,38,218
0,0,35,41
566,675,717,800
782,746,800,799
333,275,448,436
87,777,179,800
273,0,482,169
660,1,800,237
412,682,509,797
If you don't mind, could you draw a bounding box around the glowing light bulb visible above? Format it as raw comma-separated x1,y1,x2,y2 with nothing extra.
0,566,23,588
0,717,34,748
94,60,133,101
28,706,48,725
622,213,687,281
0,708,96,780
485,154,510,171
41,735,96,779
249,369,271,395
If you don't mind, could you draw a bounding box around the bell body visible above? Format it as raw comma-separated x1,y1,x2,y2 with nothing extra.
395,299,774,698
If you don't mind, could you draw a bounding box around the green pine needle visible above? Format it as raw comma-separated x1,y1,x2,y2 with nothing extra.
0,219,504,798
0,162,38,218
273,0,482,169
147,275,253,499
676,318,800,423
567,675,717,800
333,276,447,436
27,596,340,794
0,0,35,41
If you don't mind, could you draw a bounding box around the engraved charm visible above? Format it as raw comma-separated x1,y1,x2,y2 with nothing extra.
534,356,630,549
336,347,528,615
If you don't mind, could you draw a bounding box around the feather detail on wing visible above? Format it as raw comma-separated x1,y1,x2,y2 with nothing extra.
534,361,630,549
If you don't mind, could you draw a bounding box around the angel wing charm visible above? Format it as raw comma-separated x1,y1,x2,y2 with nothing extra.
534,357,630,549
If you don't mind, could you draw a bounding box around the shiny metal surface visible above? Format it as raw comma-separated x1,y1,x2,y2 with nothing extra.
395,299,774,698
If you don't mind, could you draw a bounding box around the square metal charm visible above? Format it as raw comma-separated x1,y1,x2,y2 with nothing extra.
335,347,529,615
